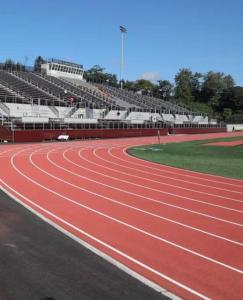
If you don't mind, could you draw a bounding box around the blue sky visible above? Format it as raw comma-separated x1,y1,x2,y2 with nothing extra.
0,0,243,85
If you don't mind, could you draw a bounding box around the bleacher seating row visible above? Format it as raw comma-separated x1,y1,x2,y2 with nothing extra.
97,84,191,114
0,70,119,109
0,68,210,131
0,102,209,125
0,69,202,114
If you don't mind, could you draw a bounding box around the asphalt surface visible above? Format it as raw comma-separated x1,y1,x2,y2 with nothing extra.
0,190,168,300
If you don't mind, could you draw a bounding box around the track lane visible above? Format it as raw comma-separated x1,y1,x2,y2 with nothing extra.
5,148,243,300
78,147,243,223
121,148,243,190
1,132,243,300
86,147,243,207
63,147,243,245
10,147,242,272
0,148,215,299
11,147,243,288
94,147,243,201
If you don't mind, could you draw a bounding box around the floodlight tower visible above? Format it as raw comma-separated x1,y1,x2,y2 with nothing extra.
120,26,127,89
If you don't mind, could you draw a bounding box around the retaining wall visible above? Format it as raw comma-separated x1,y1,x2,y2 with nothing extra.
9,127,227,143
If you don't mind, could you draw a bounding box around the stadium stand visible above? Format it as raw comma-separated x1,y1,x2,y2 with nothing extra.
97,84,191,114
21,116,49,124
0,59,224,143
192,115,209,124
37,72,119,109
126,112,151,123
0,102,10,117
161,113,175,123
125,112,163,123
105,110,127,120
64,118,98,124
0,70,58,104
5,103,57,118
174,114,189,124
0,82,25,102
55,106,75,118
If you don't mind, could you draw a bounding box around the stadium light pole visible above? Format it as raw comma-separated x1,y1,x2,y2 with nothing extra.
120,26,127,89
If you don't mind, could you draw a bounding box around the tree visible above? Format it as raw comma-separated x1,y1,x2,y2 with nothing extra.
3,59,25,71
34,56,46,72
156,80,173,101
84,65,118,85
123,80,136,91
222,108,232,121
174,69,195,104
201,72,235,108
4,59,15,70
133,79,155,95
191,72,203,101
230,86,243,111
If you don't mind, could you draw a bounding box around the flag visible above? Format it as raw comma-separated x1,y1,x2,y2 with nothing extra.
120,26,127,33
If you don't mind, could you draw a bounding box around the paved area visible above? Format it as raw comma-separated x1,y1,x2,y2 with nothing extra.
0,190,165,300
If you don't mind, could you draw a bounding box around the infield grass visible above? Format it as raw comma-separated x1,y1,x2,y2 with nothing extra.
128,136,243,179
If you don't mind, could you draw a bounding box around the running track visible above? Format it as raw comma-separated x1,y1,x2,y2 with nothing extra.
0,132,243,300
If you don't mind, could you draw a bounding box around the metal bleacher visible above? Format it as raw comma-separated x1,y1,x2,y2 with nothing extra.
0,67,212,133
35,72,120,109
97,84,191,114
0,70,58,104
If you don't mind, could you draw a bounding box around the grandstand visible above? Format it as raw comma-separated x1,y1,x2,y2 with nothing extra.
0,59,224,142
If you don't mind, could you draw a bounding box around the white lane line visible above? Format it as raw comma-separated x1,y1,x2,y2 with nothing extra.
94,147,243,203
0,156,214,300
92,147,243,204
90,147,243,212
107,147,243,196
123,144,243,187
11,148,243,275
123,146,243,189
58,147,243,247
0,146,29,158
79,148,243,227
0,183,183,300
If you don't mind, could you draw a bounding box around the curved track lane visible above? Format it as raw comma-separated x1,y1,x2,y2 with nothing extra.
0,132,243,300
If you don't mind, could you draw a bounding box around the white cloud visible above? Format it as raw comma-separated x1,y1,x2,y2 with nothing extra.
139,71,160,82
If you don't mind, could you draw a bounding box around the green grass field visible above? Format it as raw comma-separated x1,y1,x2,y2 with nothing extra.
128,136,243,179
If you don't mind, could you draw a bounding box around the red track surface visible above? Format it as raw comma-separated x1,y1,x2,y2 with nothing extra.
0,132,243,300
206,139,243,147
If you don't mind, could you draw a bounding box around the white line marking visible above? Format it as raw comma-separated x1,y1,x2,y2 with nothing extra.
93,147,243,204
79,148,243,224
10,148,243,275
0,182,210,300
125,140,243,183
58,147,243,246
109,147,243,196
81,147,243,213
123,146,243,188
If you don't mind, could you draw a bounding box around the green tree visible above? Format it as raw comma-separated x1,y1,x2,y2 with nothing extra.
133,79,155,95
4,59,15,70
191,72,203,101
201,72,234,108
222,108,232,121
34,56,46,72
84,65,118,85
123,80,136,91
230,86,243,111
174,69,195,104
3,59,25,71
156,80,173,100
